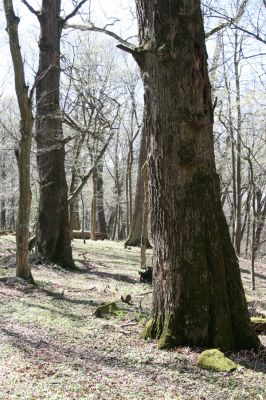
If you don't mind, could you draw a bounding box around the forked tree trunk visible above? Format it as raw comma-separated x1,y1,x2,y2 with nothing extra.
136,0,259,351
35,0,74,269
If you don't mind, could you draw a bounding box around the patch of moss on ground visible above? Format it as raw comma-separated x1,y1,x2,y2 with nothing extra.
197,349,238,372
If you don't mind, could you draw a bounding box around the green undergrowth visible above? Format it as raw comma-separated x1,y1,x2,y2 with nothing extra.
0,239,265,400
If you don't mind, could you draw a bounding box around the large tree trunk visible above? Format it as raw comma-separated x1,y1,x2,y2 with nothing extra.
35,0,74,269
136,0,259,351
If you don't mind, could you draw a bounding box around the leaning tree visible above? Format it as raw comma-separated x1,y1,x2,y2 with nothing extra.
131,0,260,351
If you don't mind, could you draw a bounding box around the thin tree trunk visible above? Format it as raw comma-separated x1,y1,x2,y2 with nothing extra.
254,200,266,254
234,31,242,256
69,169,81,232
250,205,256,291
222,42,236,245
8,196,16,231
245,203,251,257
90,167,97,240
96,162,107,234
4,0,34,282
69,133,86,234
125,125,151,248
126,142,133,237
241,186,251,242
0,154,6,230
135,0,259,351
112,203,118,241
140,161,148,269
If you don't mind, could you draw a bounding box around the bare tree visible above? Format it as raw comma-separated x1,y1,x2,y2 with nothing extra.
4,0,34,281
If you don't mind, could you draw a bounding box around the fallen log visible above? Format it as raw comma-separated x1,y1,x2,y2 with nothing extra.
72,231,108,240
0,230,16,236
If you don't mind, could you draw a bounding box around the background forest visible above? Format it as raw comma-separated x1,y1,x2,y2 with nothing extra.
0,0,265,268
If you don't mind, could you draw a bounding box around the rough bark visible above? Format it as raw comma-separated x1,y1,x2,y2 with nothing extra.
35,0,74,269
4,0,34,281
136,0,259,351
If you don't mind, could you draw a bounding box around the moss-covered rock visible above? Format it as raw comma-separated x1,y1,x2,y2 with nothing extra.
94,302,123,318
196,349,238,372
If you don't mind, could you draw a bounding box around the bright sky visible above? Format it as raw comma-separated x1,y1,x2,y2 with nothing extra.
0,0,265,101
0,0,138,97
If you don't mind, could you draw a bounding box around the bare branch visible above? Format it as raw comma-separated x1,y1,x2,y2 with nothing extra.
68,130,116,204
29,61,57,101
4,0,33,121
206,0,248,38
63,0,88,23
64,22,135,49
117,44,137,54
206,21,230,38
21,0,39,16
230,24,266,45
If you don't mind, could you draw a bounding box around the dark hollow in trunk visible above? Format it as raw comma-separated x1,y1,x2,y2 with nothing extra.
136,0,259,351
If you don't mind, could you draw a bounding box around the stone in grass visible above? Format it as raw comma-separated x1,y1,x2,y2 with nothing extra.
94,302,123,318
197,349,238,372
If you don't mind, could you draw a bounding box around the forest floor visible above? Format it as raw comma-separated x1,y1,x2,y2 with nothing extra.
0,235,265,400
